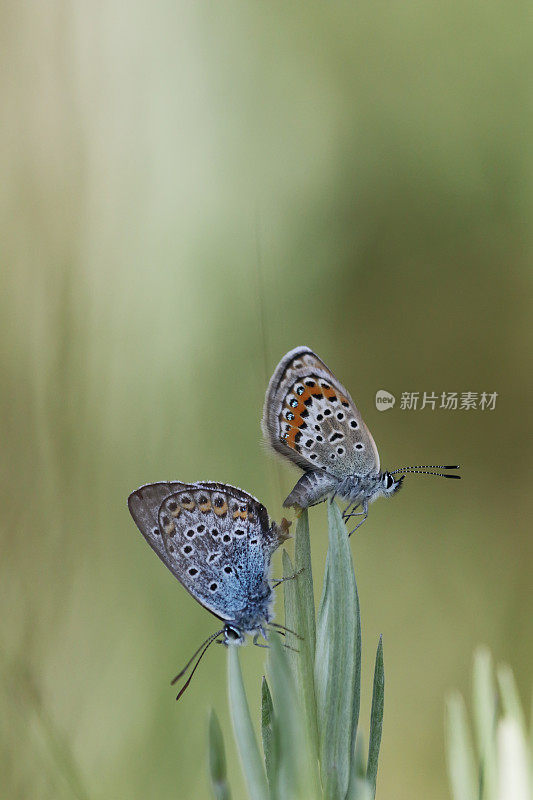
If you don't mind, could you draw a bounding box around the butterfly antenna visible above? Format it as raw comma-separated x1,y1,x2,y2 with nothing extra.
267,628,300,652
390,465,461,479
174,635,223,702
171,629,224,688
269,621,303,640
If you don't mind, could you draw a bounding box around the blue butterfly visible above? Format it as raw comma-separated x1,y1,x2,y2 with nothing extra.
128,481,291,698
262,346,460,534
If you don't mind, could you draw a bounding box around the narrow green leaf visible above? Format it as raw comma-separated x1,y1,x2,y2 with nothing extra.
366,636,384,798
446,690,478,800
227,647,269,800
315,501,361,800
267,633,320,800
208,709,231,800
353,731,367,779
281,544,321,799
261,677,277,797
283,543,320,775
290,512,320,768
496,717,530,800
472,647,497,800
293,510,316,656
351,569,362,763
497,664,527,736
282,549,299,674
347,732,372,800
346,776,373,800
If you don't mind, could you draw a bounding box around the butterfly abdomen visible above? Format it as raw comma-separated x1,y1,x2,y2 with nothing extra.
283,470,338,510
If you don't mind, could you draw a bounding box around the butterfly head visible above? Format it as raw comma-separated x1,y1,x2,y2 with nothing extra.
223,623,246,646
380,471,404,496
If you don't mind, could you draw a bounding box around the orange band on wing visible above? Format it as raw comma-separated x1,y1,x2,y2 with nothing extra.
281,381,348,449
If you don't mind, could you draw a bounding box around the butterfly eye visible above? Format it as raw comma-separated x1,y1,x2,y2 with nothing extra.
225,626,242,641
383,473,394,489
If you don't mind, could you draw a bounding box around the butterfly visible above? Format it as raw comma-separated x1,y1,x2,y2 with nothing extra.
262,346,460,534
127,481,291,699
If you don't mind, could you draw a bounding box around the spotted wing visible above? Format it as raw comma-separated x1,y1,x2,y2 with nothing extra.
128,481,185,570
262,346,380,477
158,483,284,621
130,482,280,622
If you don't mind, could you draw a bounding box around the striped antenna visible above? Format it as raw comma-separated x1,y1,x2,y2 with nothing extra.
389,465,460,479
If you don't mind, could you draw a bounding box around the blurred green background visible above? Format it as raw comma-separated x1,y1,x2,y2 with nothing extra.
1,3,532,799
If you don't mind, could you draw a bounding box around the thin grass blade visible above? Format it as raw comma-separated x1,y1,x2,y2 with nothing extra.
446,690,478,800
227,647,269,800
261,677,278,798
472,647,497,800
208,709,231,800
496,664,527,736
267,633,320,800
293,510,316,656
281,550,299,672
315,501,361,800
346,776,373,800
292,512,320,764
347,732,372,800
366,635,384,799
496,717,530,800
283,544,320,776
282,547,321,796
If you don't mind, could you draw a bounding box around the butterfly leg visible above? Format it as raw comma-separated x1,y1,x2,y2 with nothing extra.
344,509,365,523
270,567,304,588
342,501,361,521
253,633,269,649
346,500,369,536
347,513,368,536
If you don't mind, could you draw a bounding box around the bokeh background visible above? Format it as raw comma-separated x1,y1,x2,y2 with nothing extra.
1,3,532,799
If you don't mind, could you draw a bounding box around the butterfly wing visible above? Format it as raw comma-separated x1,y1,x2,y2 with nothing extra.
262,346,380,477
158,483,281,622
128,481,185,569
130,482,280,623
